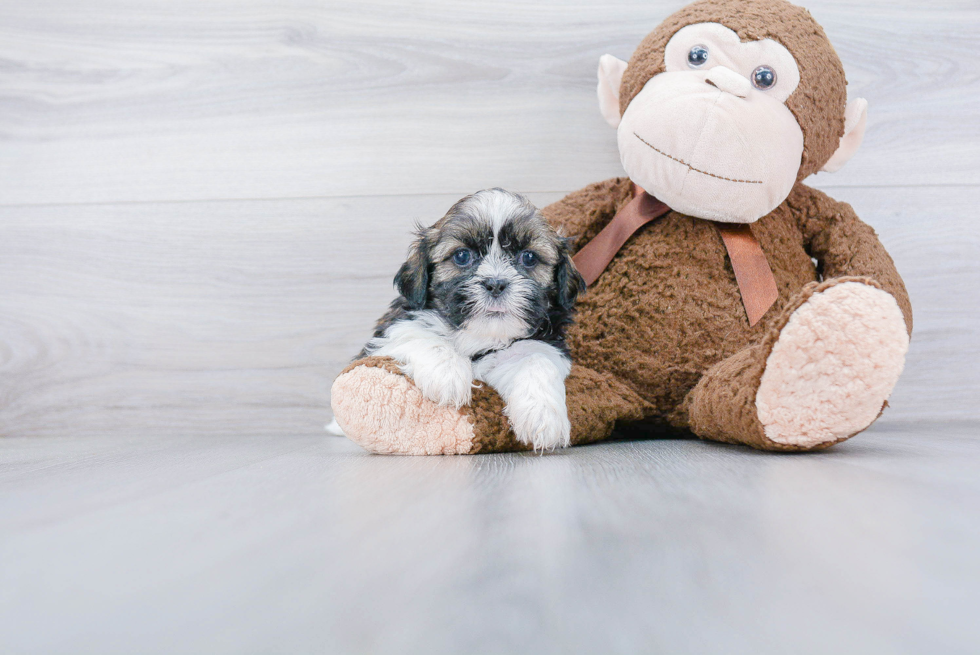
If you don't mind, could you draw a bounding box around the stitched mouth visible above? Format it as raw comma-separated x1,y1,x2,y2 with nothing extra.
633,133,764,185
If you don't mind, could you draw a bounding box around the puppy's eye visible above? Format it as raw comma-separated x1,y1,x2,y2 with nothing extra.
519,251,538,268
452,248,473,267
752,65,777,90
687,45,709,68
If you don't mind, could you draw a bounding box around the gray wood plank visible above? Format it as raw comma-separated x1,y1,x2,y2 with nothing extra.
1,424,978,654
1,0,978,205
0,186,976,439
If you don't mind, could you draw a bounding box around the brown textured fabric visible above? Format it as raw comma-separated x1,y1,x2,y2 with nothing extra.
573,187,778,325
464,364,653,453
465,382,530,453
716,223,779,326
552,177,637,251
539,178,912,451
565,366,652,446
619,0,848,179
681,276,881,451
793,191,913,333
548,177,806,420
572,188,670,286
339,355,403,378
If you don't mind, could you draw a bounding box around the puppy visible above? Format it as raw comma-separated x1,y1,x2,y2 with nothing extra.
328,188,586,451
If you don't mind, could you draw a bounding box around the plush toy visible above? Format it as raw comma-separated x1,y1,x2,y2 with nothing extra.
331,0,912,454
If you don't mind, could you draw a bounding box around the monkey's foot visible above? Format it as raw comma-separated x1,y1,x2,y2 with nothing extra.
331,357,477,455
755,280,909,448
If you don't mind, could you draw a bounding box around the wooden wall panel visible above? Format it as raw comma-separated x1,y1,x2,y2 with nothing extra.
0,0,978,204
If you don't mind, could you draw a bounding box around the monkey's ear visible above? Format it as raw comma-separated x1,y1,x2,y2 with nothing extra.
597,54,629,129
821,98,868,173
393,231,431,310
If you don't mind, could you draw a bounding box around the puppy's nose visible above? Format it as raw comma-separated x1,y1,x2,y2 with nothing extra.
482,278,509,298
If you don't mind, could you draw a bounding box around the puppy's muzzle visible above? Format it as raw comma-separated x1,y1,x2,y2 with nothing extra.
481,278,509,298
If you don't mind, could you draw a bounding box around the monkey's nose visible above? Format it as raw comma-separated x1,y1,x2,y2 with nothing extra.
703,66,752,98
482,278,509,298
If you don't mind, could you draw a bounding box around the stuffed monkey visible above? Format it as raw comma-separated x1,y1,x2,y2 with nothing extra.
331,0,912,454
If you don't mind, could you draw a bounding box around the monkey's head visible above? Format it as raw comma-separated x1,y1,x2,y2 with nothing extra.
598,0,867,223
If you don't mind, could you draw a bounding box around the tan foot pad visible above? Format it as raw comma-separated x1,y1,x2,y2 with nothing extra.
756,282,909,448
331,362,475,455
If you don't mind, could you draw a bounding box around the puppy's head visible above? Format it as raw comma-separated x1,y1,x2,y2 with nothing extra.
395,188,585,342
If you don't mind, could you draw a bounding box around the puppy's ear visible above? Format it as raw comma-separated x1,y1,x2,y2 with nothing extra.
394,228,432,310
554,246,587,311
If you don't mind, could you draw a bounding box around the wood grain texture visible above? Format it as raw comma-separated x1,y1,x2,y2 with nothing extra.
0,1,975,432
1,2,978,651
0,187,976,439
0,0,978,205
1,425,978,654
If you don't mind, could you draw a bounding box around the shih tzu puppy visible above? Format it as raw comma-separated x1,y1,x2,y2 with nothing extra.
328,188,586,451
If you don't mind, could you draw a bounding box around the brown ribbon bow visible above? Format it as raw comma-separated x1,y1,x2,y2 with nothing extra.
571,185,778,326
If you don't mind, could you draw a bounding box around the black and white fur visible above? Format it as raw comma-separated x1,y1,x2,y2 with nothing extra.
327,188,586,451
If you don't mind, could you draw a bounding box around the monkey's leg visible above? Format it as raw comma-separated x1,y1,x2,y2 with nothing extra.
330,357,647,455
681,277,909,451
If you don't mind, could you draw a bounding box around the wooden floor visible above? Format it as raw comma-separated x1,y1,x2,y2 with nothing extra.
1,0,978,652
1,422,978,654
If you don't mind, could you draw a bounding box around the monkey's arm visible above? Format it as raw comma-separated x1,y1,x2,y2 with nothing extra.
541,177,634,251
796,185,912,334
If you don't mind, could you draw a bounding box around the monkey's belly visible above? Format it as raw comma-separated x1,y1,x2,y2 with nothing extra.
566,213,816,416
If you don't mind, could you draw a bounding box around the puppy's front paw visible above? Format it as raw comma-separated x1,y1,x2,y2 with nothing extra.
502,359,571,451
506,393,572,451
405,353,474,408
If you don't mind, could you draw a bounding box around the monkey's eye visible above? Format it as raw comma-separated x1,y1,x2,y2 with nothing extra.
687,45,709,68
519,251,538,268
752,65,777,90
452,248,473,267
